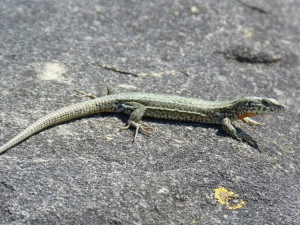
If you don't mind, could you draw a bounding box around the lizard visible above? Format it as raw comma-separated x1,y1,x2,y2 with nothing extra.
0,86,285,154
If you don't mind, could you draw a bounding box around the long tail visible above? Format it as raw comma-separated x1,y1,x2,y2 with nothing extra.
0,98,112,154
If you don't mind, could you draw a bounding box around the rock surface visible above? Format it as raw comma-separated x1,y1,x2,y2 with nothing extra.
0,0,299,224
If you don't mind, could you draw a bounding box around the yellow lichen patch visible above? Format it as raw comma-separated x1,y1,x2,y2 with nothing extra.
214,187,245,210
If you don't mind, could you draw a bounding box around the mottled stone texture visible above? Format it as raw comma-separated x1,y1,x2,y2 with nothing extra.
0,0,299,224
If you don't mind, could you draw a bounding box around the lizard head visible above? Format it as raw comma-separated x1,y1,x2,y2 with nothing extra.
235,97,285,119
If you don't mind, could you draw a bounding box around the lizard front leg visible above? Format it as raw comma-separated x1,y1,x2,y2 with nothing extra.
221,118,241,141
119,102,153,140
222,118,257,146
242,117,262,126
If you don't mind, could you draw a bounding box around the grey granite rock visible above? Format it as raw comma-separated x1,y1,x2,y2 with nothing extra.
0,0,299,224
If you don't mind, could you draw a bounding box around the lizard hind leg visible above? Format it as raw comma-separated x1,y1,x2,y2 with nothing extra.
74,86,119,99
119,102,153,141
98,85,119,97
74,90,98,99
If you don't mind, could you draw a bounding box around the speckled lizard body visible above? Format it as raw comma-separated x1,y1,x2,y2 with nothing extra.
0,87,285,154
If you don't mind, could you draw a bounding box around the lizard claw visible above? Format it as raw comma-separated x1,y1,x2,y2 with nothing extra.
242,117,262,126
120,121,153,141
236,130,258,147
139,123,153,131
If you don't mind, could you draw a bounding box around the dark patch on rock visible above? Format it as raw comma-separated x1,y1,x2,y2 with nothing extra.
221,42,283,64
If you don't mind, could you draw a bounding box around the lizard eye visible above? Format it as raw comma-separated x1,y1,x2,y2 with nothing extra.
262,100,270,106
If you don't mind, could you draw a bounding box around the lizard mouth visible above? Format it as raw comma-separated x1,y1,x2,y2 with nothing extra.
237,113,262,120
237,106,284,119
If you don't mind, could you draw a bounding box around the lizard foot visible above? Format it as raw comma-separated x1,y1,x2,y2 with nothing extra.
236,129,258,147
74,90,97,99
242,117,262,126
121,121,153,140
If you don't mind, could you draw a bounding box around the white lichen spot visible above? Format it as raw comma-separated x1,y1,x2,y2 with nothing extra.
244,27,254,38
117,84,138,89
190,6,199,13
141,70,178,77
157,187,170,195
105,135,114,141
94,5,103,12
34,62,70,83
